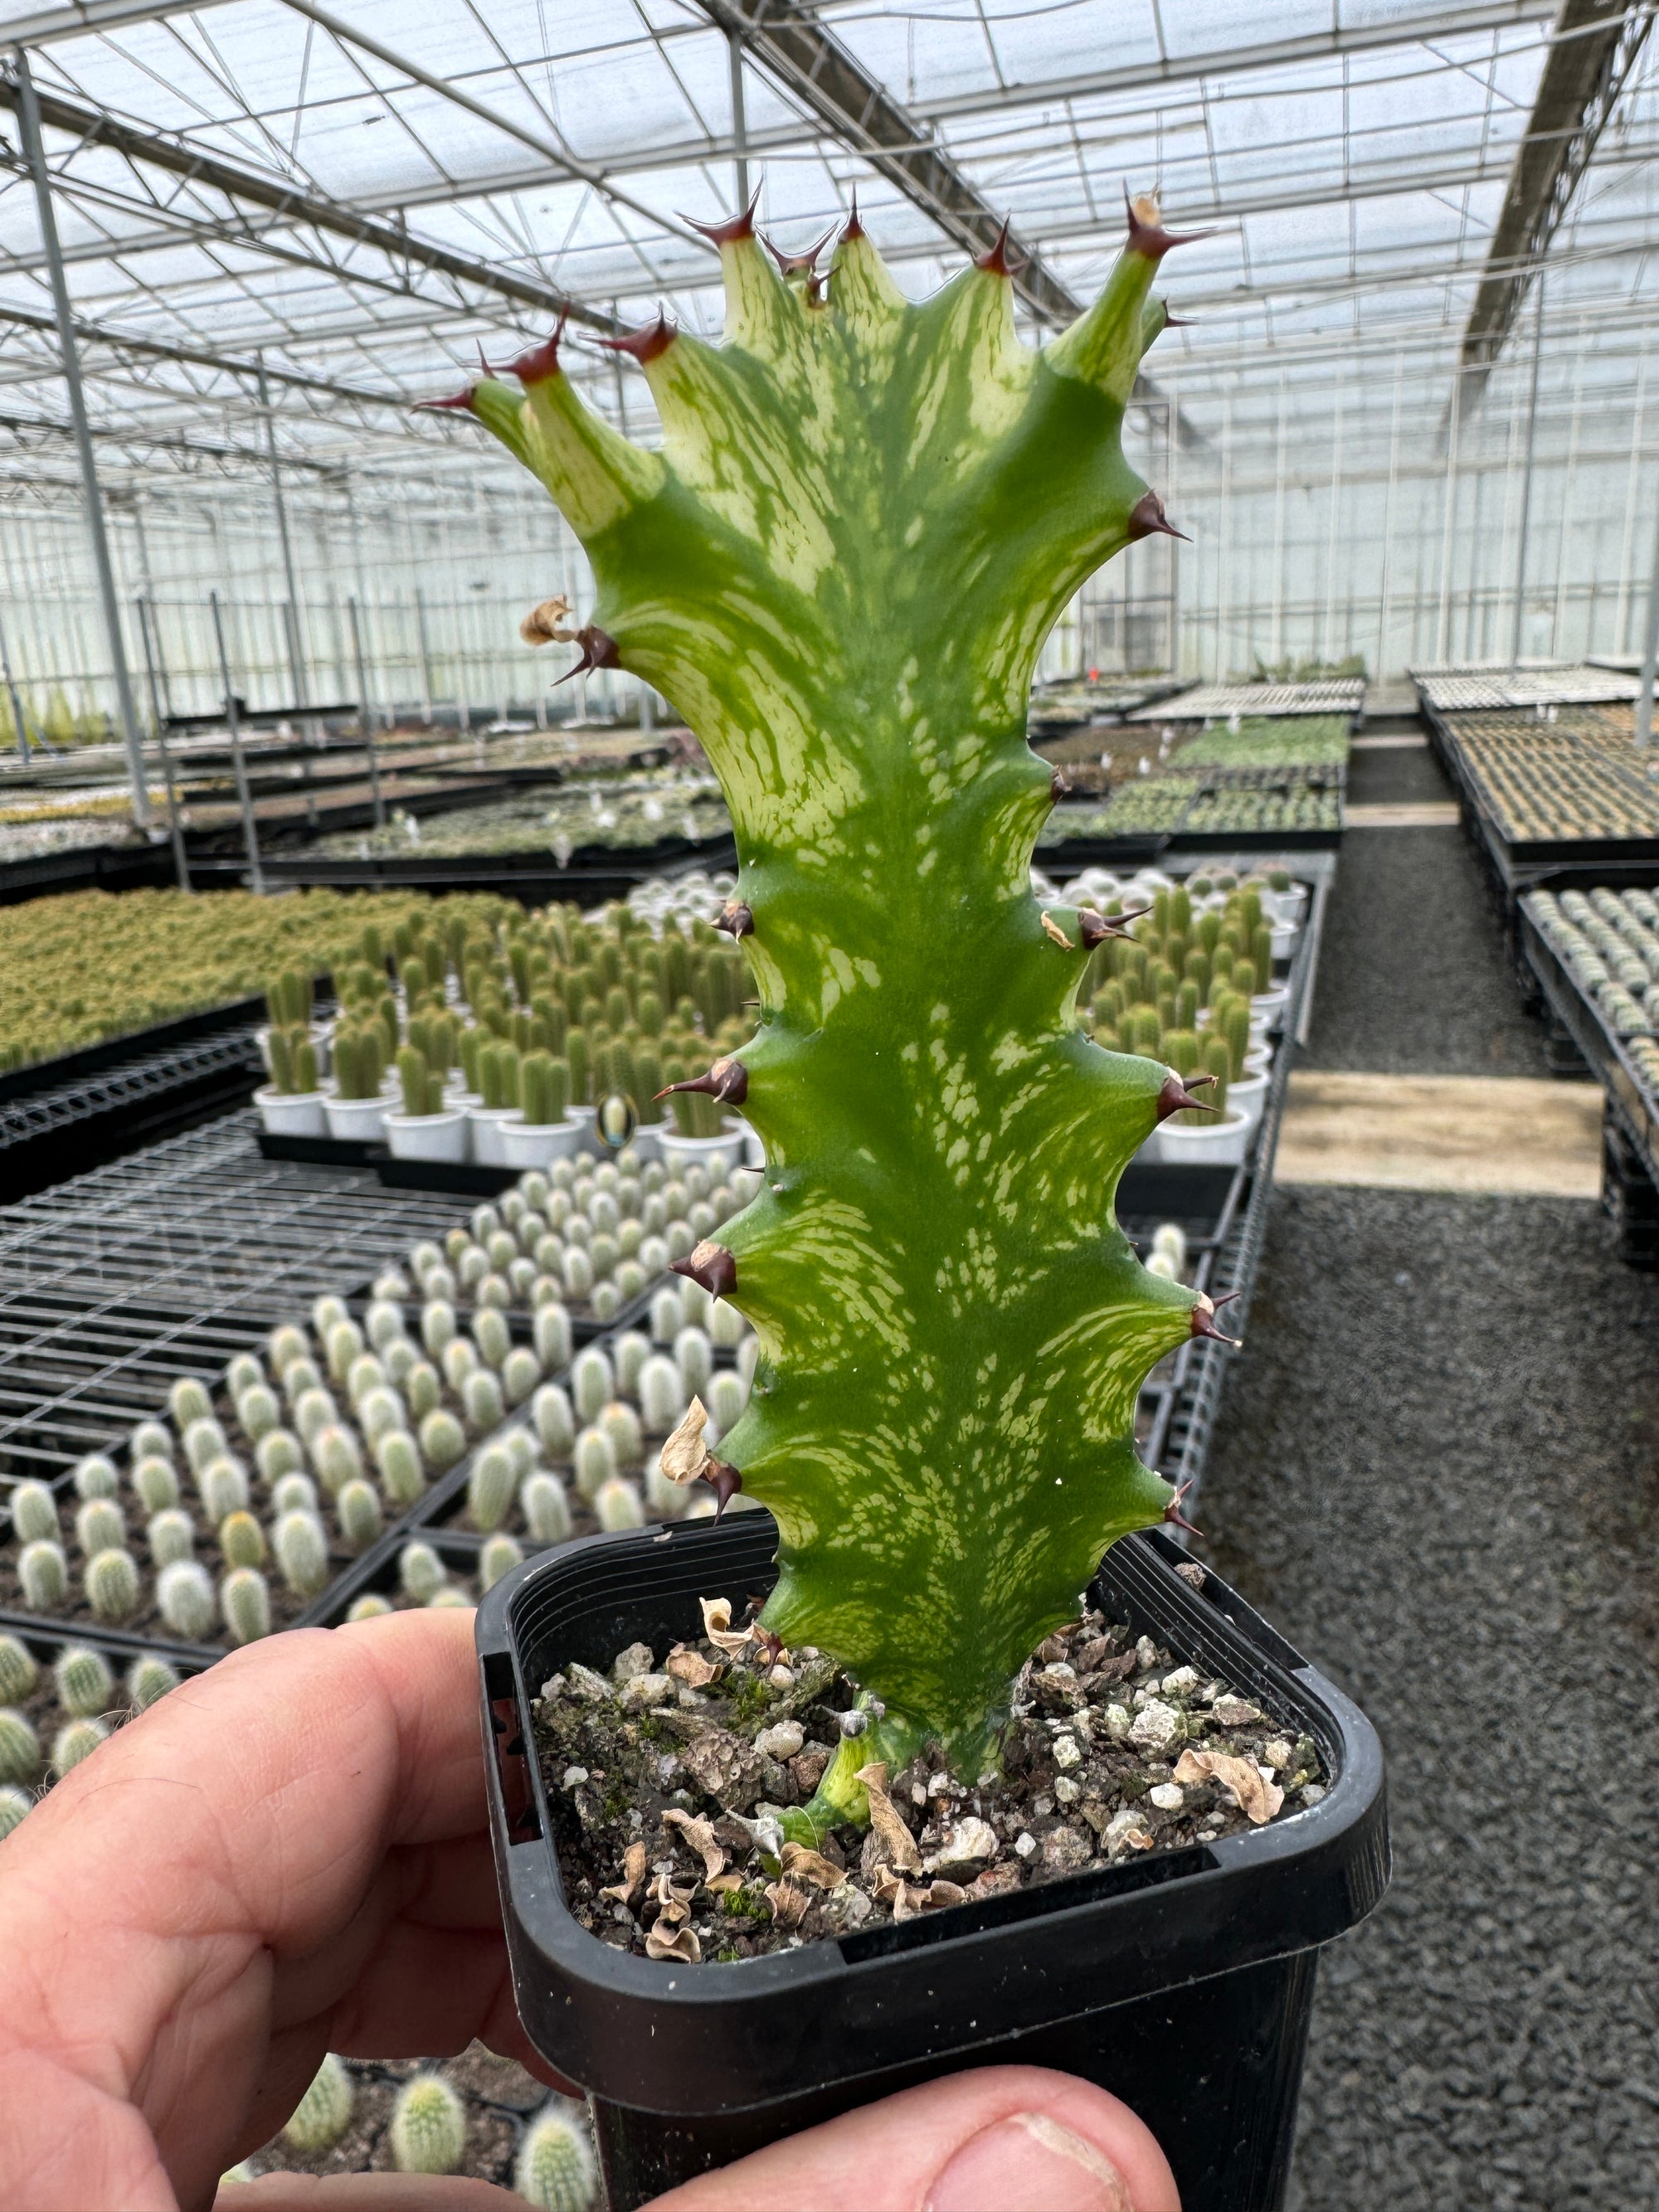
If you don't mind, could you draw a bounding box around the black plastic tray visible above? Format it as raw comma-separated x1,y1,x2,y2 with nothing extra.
0,994,263,1106
478,1514,1387,2212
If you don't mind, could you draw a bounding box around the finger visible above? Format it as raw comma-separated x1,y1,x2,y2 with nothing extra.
648,2065,1181,2211
217,2175,523,2210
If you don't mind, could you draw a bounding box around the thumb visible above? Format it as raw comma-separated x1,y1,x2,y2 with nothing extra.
648,2064,1180,2211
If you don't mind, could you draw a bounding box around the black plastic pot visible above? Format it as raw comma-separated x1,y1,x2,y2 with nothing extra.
477,1514,1388,2212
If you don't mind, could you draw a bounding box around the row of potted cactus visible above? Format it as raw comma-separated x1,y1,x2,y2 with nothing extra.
257,902,758,1169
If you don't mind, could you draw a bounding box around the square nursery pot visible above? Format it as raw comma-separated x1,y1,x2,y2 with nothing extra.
476,1514,1388,2212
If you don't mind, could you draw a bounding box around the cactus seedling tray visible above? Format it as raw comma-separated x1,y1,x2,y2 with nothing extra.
477,1514,1387,2212
0,993,265,1106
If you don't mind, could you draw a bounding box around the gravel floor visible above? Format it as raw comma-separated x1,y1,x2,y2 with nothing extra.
1304,827,1550,1077
1200,1186,1659,2212
1346,737,1455,807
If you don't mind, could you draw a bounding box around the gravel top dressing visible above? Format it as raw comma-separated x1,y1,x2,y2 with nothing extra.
535,1589,1324,1962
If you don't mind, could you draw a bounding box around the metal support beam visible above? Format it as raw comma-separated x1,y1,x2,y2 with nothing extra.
208,591,263,892
134,596,191,889
1457,0,1654,414
11,45,149,826
729,29,750,212
0,73,621,333
258,360,309,712
1635,502,1659,746
1511,277,1547,664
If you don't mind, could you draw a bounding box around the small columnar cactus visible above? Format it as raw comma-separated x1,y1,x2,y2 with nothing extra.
294,1387,340,1448
19,1540,68,1611
674,1328,713,1399
399,1542,446,1605
474,1307,512,1372
130,1417,174,1463
220,1511,267,1570
434,194,1213,1778
406,1361,442,1419
707,1369,748,1440
236,1384,280,1440
282,1357,323,1407
275,1511,331,1597
375,1430,426,1506
0,1784,32,1840
336,1479,383,1553
71,1453,119,1501
422,1300,457,1359
85,1547,141,1621
268,1323,309,1377
0,1635,37,1704
132,1454,181,1513
389,2074,466,2174
597,1402,644,1469
168,1378,212,1429
468,1444,517,1534
418,1409,465,1472
479,1531,524,1591
347,1353,388,1407
226,1352,265,1400
514,2104,596,2212
569,1348,612,1426
270,1471,319,1517
161,1560,219,1640
256,1429,304,1485
310,1425,364,1498
533,1384,576,1459
348,1593,392,1621
282,2054,355,2152
521,1471,572,1545
649,1286,683,1345
199,1456,251,1524
54,1644,114,1718
366,1297,405,1352
183,1416,228,1474
127,1655,180,1709
74,1498,125,1558
441,1339,478,1393
311,1294,348,1339
384,1337,421,1388
573,1428,616,1503
51,1716,108,1775
611,1330,649,1400
357,1386,405,1446
594,1475,645,1533
325,1319,366,1383
9,1480,58,1545
0,1709,41,1785
462,1369,504,1434
221,1567,272,1645
502,1347,542,1407
523,1294,569,1372
148,1508,196,1568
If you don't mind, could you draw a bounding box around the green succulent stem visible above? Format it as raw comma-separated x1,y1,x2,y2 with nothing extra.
457,202,1203,1772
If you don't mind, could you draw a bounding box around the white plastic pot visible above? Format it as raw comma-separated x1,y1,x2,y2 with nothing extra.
255,1087,327,1139
385,1109,470,1163
1253,986,1291,1026
1244,1045,1272,1078
1227,1071,1270,1137
1269,921,1298,960
467,1105,518,1167
658,1121,745,1175
1156,1107,1252,1166
626,1121,665,1164
499,1114,586,1169
324,1091,387,1142
567,1104,601,1157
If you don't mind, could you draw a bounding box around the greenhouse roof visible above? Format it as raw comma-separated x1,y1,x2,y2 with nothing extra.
0,0,1656,485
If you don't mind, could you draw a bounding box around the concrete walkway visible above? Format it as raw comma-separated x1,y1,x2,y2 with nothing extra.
1277,1071,1603,1198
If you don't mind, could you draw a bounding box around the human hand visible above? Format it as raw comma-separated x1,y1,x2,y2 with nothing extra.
0,1609,558,2212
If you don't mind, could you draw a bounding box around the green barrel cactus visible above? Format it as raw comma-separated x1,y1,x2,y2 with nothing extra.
441,197,1221,1780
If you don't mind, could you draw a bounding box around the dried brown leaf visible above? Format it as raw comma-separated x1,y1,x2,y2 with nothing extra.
698,1593,754,1658
599,1839,649,1906
763,1879,810,1930
644,1921,702,1964
663,1399,711,1487
665,1644,721,1688
519,596,575,647
779,1841,846,1890
662,1808,727,1880
855,1763,922,1874
1040,912,1075,950
1173,1749,1284,1825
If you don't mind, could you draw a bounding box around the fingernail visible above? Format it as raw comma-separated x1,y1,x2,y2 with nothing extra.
924,2111,1134,2212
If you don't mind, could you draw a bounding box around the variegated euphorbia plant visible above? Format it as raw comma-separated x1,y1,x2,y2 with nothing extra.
437,195,1227,1818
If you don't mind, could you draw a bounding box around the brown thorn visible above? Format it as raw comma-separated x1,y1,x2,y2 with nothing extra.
751,1621,782,1665
1078,902,1151,948
1189,1295,1239,1349
842,188,864,242
1123,185,1213,260
551,624,621,687
713,899,754,940
670,1240,737,1299
684,181,763,245
510,308,569,386
976,215,1014,277
764,224,837,277
659,1057,748,1106
1159,301,1196,328
1051,766,1072,802
1128,489,1190,543
1155,1072,1217,1123
1162,1478,1204,1537
599,308,676,364
414,389,477,416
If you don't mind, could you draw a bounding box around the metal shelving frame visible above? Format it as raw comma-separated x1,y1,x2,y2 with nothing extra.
0,1112,474,1488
